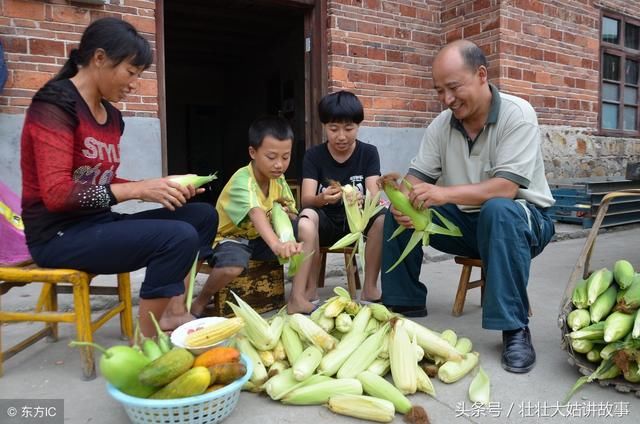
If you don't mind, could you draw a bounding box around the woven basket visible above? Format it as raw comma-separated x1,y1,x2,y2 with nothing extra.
107,354,253,424
557,189,640,397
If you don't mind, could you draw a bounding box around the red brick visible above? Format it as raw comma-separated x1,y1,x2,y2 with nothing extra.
387,74,404,86
330,42,348,56
505,18,522,33
48,5,90,25
508,67,522,80
395,28,410,39
367,47,385,61
29,39,65,56
364,0,381,10
523,69,536,82
550,29,562,41
482,16,500,32
349,45,367,58
405,76,421,88
373,97,394,109
348,70,367,82
564,77,575,88
337,18,357,32
474,0,492,12
1,36,27,53
446,28,462,43
399,5,417,18
377,24,395,38
357,21,376,35
4,0,45,20
404,53,422,65
386,50,403,62
515,0,544,14
135,79,157,96
123,15,156,34
464,23,481,37
12,70,50,90
411,100,427,111
368,72,386,85
543,50,557,62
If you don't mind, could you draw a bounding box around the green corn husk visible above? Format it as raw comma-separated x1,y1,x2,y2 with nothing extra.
280,322,304,365
357,370,415,414
587,268,614,306
600,342,618,360
603,311,636,342
615,280,640,313
337,323,390,379
623,362,640,383
571,338,594,354
568,321,605,340
292,346,323,381
415,363,436,397
468,366,490,405
564,358,621,402
367,358,390,376
335,313,353,333
613,259,635,289
377,174,461,273
326,394,395,423
589,285,617,323
455,337,473,355
271,200,307,277
633,306,640,338
185,252,199,314
281,377,363,405
169,172,217,188
319,306,371,376
567,309,591,331
572,278,589,309
586,347,602,363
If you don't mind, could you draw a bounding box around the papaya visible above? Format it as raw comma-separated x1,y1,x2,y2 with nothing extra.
149,366,211,399
139,347,194,387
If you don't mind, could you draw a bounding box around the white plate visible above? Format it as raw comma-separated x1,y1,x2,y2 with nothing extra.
170,316,229,355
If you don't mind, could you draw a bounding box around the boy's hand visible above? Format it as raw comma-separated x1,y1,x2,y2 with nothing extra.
273,240,302,258
322,186,342,205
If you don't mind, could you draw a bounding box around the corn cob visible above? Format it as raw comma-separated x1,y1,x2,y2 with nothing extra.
227,291,282,350
369,303,395,322
184,317,244,348
169,173,217,188
613,259,635,289
633,306,640,338
402,319,463,362
327,394,395,423
271,200,307,277
455,337,473,355
415,363,436,396
292,346,323,381
586,347,602,363
335,313,353,333
281,377,362,405
438,352,480,384
587,268,613,306
265,369,330,400
568,321,605,340
367,358,390,376
357,370,416,414
288,313,336,352
567,309,591,331
235,334,268,386
258,349,275,367
440,329,458,346
603,311,635,342
615,279,640,313
268,360,289,377
280,322,304,365
389,320,417,394
337,323,389,379
378,174,461,272
570,338,594,354
589,285,617,323
572,278,589,309
273,340,286,361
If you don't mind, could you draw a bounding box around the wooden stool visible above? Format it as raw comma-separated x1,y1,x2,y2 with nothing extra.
199,259,285,317
0,260,133,379
316,247,361,298
452,256,485,316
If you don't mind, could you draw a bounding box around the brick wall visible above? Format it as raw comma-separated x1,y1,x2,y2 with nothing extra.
0,0,158,117
327,0,442,127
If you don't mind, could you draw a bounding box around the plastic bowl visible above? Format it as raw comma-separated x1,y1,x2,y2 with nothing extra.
107,353,252,424
170,316,229,355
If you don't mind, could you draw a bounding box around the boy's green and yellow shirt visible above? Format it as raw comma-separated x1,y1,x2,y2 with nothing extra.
215,163,297,243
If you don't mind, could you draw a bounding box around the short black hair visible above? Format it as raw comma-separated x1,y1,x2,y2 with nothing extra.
248,116,294,149
318,90,364,124
458,42,487,72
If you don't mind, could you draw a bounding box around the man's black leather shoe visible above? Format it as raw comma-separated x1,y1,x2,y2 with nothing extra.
385,305,428,318
501,326,536,373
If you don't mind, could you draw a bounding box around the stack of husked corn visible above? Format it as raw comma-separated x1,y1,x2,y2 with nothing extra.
565,259,640,400
225,288,491,423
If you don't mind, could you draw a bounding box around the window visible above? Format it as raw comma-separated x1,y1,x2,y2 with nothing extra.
601,13,640,135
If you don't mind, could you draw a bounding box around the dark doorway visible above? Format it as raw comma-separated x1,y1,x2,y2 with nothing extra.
163,0,308,203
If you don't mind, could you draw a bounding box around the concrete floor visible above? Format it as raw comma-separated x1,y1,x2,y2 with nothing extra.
1,223,639,423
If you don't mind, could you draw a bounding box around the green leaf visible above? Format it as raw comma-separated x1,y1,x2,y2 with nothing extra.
386,230,424,273
329,231,361,250
387,224,406,241
432,209,462,236
185,252,199,313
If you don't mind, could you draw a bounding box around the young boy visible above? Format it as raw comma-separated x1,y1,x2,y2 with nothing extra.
300,91,384,303
191,116,319,316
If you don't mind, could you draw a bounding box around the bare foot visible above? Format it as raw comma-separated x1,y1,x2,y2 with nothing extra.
305,288,319,303
159,311,195,332
360,288,382,302
287,298,317,315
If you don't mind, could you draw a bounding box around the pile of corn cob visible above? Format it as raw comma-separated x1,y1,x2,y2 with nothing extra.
564,259,640,400
225,288,490,423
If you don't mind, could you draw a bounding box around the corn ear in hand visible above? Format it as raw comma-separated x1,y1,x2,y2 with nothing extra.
270,200,308,277
169,173,217,188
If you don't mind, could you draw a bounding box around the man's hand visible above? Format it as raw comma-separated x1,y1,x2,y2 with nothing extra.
409,182,447,209
391,205,414,229
272,240,303,258
322,185,342,205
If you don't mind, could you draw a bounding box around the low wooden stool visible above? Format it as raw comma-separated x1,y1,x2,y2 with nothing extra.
199,259,285,317
316,247,361,298
452,256,485,316
0,260,133,379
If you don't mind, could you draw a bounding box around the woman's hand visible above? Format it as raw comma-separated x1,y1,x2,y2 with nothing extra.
135,177,195,211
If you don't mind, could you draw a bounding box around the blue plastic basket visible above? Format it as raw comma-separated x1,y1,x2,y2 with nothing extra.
107,354,253,424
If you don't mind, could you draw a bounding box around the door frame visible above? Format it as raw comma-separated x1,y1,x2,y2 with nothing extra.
155,0,326,175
